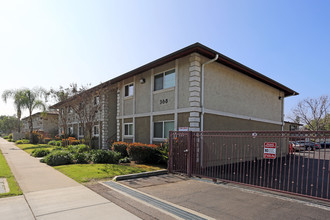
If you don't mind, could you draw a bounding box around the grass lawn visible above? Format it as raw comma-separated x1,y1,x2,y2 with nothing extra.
16,144,54,154
0,149,22,198
54,163,165,183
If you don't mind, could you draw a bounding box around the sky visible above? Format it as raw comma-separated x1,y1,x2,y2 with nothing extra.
0,0,329,120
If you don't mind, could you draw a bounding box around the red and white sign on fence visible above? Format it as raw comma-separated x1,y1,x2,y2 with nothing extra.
264,142,276,159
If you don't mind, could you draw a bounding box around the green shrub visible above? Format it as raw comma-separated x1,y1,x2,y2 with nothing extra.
48,140,62,146
72,152,90,164
3,136,9,139
8,139,14,142
42,151,73,166
127,143,160,164
53,146,64,151
90,150,120,164
68,144,90,153
119,157,131,163
31,149,51,157
157,142,169,165
112,142,129,158
15,139,30,145
8,133,13,139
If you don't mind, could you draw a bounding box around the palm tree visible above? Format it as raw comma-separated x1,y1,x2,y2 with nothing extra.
2,89,26,133
22,88,46,140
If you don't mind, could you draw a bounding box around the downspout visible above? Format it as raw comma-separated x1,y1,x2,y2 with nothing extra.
201,54,219,131
200,54,218,169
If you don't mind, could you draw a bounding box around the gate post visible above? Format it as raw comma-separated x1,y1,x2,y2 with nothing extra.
168,131,173,173
187,131,192,177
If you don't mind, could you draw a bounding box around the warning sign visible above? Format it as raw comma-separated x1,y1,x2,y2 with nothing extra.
264,142,276,159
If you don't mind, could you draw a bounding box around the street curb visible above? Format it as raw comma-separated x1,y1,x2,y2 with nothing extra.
112,169,168,181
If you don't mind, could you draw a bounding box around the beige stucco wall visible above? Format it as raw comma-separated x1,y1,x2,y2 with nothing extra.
203,58,283,123
135,70,151,114
153,89,175,112
177,56,191,109
204,113,282,131
178,112,190,128
135,117,150,143
119,55,193,116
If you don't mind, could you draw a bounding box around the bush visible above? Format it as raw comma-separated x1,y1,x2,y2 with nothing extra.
42,151,73,166
72,152,90,164
48,140,62,146
15,139,30,145
90,150,120,164
31,149,51,157
31,132,40,144
68,144,90,153
8,139,14,142
8,133,13,139
157,141,169,165
53,146,64,151
119,157,131,163
127,143,160,164
112,142,129,158
3,136,9,139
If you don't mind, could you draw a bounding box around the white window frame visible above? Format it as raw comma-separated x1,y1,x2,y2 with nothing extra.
154,69,176,91
93,125,99,137
153,120,174,140
124,123,133,136
124,83,134,97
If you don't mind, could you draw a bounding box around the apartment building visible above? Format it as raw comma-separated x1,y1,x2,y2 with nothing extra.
51,43,298,148
22,111,59,136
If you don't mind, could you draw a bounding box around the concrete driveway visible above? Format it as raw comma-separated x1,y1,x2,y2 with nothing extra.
101,174,330,220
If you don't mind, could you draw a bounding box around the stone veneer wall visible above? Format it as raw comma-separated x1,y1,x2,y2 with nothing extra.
101,92,108,149
188,53,201,131
116,88,120,141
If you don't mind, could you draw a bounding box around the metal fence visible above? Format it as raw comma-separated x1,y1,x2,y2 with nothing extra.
168,131,330,201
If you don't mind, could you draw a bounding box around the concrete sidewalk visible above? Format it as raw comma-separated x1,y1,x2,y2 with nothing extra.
0,138,139,220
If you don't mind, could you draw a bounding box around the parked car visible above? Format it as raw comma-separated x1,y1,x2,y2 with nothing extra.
319,141,330,149
291,141,321,151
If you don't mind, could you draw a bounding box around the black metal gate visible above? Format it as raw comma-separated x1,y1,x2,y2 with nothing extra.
169,130,330,201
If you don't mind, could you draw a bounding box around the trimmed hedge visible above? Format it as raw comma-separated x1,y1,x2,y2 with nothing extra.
90,150,121,164
127,142,160,164
72,152,90,164
15,139,30,145
48,140,62,146
31,149,51,157
68,144,90,153
41,151,73,166
112,142,129,158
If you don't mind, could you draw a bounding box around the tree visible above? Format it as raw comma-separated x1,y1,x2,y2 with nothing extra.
0,115,19,134
22,88,47,140
2,89,27,133
291,95,329,131
47,83,90,103
70,91,102,148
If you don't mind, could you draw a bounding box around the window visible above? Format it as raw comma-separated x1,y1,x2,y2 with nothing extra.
154,121,174,139
124,84,134,97
67,127,73,135
124,123,133,136
94,96,100,105
78,126,84,137
93,125,99,136
154,69,175,91
67,106,73,113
